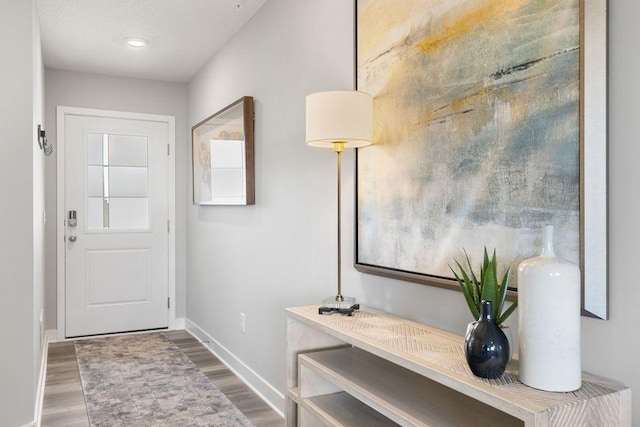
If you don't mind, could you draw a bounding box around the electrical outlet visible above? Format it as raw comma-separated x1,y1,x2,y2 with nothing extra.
240,312,246,333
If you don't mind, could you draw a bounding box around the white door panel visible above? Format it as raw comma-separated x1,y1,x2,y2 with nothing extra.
85,249,150,305
65,114,169,337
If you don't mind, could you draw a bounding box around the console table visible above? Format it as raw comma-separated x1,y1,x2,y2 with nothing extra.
285,305,630,426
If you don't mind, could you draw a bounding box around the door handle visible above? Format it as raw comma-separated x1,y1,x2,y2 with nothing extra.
68,235,77,243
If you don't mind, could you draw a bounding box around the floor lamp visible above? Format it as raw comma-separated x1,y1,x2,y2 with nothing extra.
305,91,373,315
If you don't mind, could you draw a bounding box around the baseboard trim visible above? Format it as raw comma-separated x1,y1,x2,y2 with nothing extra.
185,319,284,418
34,329,57,427
45,329,58,344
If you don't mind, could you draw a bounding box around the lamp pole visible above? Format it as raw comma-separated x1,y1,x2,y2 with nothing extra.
334,141,345,301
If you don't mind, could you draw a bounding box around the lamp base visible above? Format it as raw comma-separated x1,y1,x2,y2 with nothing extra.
318,296,359,316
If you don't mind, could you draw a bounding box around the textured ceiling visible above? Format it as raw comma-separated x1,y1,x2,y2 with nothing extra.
36,0,268,83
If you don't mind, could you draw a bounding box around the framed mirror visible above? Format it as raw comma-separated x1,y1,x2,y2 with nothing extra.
192,96,255,205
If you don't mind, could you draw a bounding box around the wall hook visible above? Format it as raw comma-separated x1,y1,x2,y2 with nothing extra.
37,124,53,156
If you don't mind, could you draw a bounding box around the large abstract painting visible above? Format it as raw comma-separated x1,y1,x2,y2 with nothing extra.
355,0,582,290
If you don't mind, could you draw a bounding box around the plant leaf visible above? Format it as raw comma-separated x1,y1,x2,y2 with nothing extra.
496,266,511,318
463,249,480,308
450,262,480,320
497,299,518,325
480,248,498,317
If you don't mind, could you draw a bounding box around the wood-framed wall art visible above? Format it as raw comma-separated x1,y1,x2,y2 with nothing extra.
354,0,608,319
192,96,255,206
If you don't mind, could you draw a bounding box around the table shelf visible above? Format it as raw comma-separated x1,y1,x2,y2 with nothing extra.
286,305,630,427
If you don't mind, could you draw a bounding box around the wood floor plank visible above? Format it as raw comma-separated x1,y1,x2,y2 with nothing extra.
41,342,89,427
40,330,284,427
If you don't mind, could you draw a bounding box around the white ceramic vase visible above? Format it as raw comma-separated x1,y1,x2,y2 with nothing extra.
517,225,581,392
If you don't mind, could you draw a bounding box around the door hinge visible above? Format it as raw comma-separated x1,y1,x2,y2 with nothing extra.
167,220,170,232
167,144,170,155
168,297,170,309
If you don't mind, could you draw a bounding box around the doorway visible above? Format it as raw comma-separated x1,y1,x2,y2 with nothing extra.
56,107,176,338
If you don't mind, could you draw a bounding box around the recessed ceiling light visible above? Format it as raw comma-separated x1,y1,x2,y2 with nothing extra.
125,37,149,48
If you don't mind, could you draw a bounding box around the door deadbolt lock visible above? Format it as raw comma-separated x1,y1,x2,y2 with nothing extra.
68,210,77,227
68,235,77,243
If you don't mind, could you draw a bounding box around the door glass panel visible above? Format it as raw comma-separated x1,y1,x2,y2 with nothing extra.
109,134,148,166
87,166,104,197
109,198,149,229
86,132,149,230
109,166,148,197
87,133,103,165
87,197,104,229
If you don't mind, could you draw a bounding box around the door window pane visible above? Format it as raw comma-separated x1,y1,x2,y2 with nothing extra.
109,134,148,166
109,198,149,230
86,133,150,230
109,166,148,198
87,133,103,165
87,166,104,197
87,197,104,229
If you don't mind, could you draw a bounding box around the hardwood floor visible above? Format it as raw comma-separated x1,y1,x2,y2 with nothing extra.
166,330,284,427
41,330,284,427
41,340,89,426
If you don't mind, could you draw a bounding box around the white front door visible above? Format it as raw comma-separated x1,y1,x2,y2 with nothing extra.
63,111,171,337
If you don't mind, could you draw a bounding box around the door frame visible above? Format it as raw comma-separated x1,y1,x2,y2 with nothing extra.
56,106,176,340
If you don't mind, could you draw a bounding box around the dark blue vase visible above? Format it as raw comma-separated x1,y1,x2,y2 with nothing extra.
465,300,510,379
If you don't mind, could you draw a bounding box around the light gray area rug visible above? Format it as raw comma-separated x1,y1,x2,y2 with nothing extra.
75,332,254,427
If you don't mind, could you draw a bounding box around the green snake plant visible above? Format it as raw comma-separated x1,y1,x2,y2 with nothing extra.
450,248,517,325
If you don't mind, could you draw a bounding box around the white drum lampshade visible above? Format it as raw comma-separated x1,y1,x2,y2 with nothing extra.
305,91,373,148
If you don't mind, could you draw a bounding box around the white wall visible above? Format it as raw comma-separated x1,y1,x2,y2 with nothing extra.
0,0,45,425
187,0,640,419
32,0,46,418
43,70,189,329
187,0,354,408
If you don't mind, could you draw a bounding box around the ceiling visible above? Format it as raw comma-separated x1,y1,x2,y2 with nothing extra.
36,0,268,83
